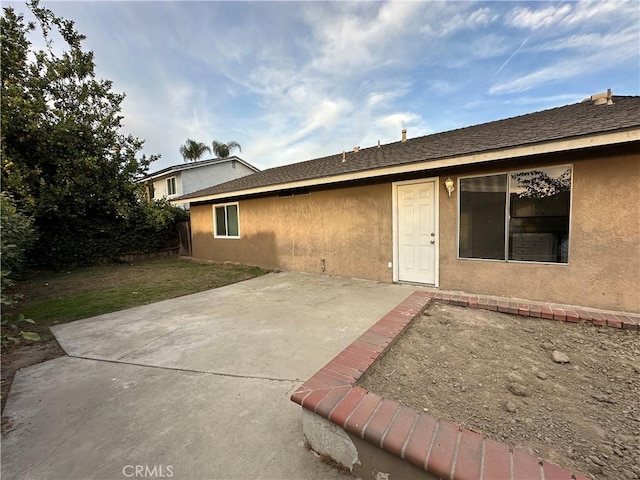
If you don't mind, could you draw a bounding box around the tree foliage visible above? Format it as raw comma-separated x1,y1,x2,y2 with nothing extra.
1,2,183,268
179,139,211,163
1,193,40,346
211,140,241,158
0,193,37,278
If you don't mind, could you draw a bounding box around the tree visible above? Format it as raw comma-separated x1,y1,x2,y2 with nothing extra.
211,140,242,158
179,139,211,163
1,1,161,267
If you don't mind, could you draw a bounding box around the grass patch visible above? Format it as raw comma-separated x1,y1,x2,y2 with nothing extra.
5,258,267,343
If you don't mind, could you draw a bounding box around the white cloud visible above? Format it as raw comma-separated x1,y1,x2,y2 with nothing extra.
307,1,424,74
506,1,637,30
373,113,431,143
563,0,630,25
529,28,638,52
367,88,410,108
12,0,636,173
490,23,639,95
506,4,573,29
437,7,499,36
469,34,512,59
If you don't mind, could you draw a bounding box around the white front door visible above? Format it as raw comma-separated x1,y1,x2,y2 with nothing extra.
396,181,437,284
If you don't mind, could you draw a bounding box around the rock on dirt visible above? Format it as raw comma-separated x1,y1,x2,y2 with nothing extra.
552,350,571,363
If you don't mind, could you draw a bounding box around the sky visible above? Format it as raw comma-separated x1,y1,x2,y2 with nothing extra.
6,0,640,172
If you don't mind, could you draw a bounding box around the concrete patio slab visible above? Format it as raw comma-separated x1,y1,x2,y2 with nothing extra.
1,272,417,480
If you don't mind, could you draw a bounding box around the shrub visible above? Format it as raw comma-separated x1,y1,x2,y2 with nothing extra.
1,193,37,277
1,193,40,347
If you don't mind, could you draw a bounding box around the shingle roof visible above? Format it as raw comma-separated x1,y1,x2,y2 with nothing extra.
176,96,640,201
138,156,259,182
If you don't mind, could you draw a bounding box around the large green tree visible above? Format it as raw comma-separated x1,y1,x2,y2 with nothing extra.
1,1,166,267
211,140,241,158
179,139,211,162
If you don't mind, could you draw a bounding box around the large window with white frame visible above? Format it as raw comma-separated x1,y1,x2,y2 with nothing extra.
459,165,572,263
213,203,240,238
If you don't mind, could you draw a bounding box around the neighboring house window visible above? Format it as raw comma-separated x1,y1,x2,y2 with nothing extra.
459,165,572,263
167,177,177,196
148,183,155,200
213,203,240,238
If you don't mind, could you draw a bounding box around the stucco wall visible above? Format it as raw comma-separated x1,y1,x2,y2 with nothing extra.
152,172,182,200
182,161,256,194
190,150,639,312
191,183,394,282
438,151,640,312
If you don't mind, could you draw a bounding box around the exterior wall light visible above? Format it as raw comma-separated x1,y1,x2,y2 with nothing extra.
444,177,455,197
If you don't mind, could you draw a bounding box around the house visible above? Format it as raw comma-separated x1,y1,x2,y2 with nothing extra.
139,156,259,208
174,92,640,313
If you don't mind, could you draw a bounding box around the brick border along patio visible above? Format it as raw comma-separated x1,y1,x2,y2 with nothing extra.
291,292,639,480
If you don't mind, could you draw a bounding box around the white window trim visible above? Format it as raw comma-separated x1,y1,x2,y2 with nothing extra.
456,164,573,265
213,202,241,239
166,176,177,197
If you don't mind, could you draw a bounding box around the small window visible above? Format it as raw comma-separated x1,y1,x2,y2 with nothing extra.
167,177,177,196
148,183,155,200
459,165,571,263
214,203,240,238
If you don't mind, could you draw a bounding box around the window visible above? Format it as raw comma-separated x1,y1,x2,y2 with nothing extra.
148,183,155,200
214,203,240,238
167,177,177,196
459,165,571,263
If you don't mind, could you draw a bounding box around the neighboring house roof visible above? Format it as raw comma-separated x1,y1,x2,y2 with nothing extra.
139,156,260,182
176,95,640,203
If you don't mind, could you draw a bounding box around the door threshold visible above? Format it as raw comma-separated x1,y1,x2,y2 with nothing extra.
397,280,437,288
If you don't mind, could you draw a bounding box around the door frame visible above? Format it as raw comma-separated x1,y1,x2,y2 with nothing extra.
392,177,440,287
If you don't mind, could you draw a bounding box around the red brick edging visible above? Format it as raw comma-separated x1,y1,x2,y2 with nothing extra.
432,291,639,330
289,291,631,480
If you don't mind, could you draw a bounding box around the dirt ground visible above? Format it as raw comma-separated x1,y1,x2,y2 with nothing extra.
359,303,640,480
1,340,65,415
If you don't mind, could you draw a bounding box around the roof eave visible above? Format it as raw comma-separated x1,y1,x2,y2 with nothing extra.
139,156,259,183
173,128,640,205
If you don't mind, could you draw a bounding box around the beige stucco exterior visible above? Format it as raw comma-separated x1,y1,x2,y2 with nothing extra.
191,183,394,282
190,147,639,312
438,150,639,312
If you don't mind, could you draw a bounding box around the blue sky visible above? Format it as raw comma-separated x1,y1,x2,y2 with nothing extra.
7,1,640,172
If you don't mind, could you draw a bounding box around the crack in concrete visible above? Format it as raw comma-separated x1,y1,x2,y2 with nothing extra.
114,323,187,361
67,354,303,383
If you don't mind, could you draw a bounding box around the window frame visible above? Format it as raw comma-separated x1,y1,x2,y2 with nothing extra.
213,202,241,239
456,164,573,265
166,176,177,196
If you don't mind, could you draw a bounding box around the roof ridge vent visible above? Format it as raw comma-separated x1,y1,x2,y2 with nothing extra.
353,146,360,152
582,88,613,105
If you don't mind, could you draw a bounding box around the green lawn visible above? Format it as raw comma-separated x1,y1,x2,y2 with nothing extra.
7,258,267,342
